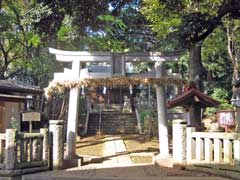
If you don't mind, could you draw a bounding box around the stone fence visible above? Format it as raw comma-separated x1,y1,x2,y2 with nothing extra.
0,128,49,177
172,120,240,179
173,120,240,165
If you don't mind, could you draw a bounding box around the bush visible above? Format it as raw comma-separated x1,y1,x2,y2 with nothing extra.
139,109,158,138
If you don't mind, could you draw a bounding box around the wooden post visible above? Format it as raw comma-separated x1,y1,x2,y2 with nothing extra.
155,62,169,157
66,61,81,159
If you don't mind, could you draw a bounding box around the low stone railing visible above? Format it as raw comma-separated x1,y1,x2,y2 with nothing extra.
172,120,240,165
0,128,49,176
186,127,240,164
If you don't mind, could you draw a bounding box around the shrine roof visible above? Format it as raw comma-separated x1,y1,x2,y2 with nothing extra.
0,80,43,95
167,88,220,108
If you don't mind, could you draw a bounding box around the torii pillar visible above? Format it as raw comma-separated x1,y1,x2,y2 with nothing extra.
66,61,81,158
155,62,169,158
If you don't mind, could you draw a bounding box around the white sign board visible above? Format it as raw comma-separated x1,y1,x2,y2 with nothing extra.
22,112,41,122
217,111,235,126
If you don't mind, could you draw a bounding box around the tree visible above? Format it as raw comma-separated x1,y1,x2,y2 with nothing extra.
142,0,240,128
225,19,240,89
0,0,51,83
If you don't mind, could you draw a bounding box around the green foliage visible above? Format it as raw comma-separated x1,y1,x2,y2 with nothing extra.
202,28,232,81
0,1,52,81
9,117,20,130
139,109,158,138
205,88,233,117
57,15,76,42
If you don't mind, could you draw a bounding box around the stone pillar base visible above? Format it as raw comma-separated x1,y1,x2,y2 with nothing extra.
62,157,83,169
154,154,173,168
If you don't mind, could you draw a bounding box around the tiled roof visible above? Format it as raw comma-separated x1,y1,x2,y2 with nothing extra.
0,80,43,94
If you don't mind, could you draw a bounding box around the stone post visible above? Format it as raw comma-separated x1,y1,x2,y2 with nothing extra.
40,128,49,161
155,62,169,157
5,129,17,170
49,120,64,170
186,127,196,162
172,119,186,164
32,139,40,161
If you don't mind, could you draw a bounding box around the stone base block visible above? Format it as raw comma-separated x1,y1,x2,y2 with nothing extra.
154,154,173,168
62,157,83,169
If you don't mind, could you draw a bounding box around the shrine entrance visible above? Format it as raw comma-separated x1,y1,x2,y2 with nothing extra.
47,48,183,159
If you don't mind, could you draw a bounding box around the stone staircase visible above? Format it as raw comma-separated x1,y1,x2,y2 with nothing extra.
87,111,139,134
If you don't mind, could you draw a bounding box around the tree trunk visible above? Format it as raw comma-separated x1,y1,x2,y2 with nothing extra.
189,43,204,91
189,43,204,129
226,22,239,90
226,21,240,132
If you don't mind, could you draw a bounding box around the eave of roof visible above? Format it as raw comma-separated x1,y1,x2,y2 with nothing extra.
0,94,34,102
0,80,43,94
167,88,220,108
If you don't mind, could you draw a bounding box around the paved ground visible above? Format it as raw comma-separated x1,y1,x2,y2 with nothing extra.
23,136,232,180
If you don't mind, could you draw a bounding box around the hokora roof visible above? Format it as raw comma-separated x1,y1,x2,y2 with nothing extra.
0,80,43,94
167,88,220,109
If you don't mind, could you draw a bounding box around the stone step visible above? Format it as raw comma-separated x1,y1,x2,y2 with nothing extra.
87,111,138,135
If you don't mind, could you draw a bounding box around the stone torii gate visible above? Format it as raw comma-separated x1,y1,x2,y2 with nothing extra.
49,48,181,159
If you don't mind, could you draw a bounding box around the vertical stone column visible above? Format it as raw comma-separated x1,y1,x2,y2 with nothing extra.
234,140,240,164
224,139,233,163
32,139,39,161
172,120,186,164
66,61,81,158
49,120,64,170
204,138,213,162
196,137,204,161
155,62,169,157
186,127,196,162
40,128,49,161
214,138,222,163
5,129,17,170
